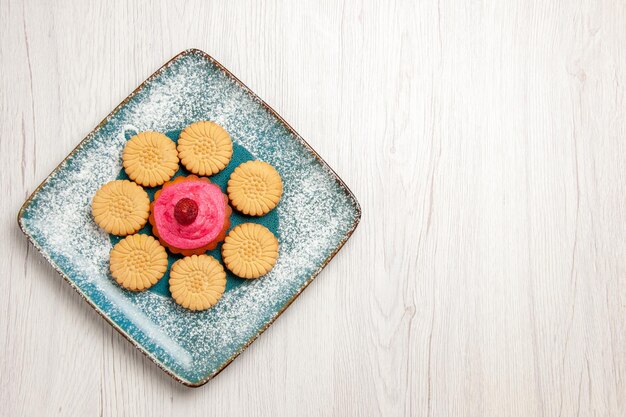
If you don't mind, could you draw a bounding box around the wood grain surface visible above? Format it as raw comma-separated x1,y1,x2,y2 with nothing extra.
2,1,626,416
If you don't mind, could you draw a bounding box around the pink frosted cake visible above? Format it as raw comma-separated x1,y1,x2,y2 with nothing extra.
149,175,231,256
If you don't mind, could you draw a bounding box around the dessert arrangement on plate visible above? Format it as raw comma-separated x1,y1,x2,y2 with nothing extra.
92,121,282,311
18,49,361,386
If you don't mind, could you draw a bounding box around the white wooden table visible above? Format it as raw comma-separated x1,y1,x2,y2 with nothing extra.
2,1,625,416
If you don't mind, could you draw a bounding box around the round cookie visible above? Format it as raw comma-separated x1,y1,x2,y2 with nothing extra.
177,121,233,176
92,180,150,236
222,223,279,279
122,131,179,187
227,161,283,216
109,234,168,291
169,255,227,311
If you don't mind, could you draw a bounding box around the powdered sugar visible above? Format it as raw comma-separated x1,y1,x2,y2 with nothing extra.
20,50,359,385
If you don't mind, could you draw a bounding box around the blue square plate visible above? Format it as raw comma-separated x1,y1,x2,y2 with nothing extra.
18,49,360,387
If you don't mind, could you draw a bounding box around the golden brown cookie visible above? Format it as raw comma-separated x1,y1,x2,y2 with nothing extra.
92,180,150,235
222,223,279,279
169,255,227,311
122,131,179,187
109,234,168,291
227,161,283,216
177,121,233,176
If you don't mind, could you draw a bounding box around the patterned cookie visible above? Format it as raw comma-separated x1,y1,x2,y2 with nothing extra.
227,161,283,216
169,255,227,311
92,180,150,235
177,121,233,176
222,223,279,279
109,234,168,291
122,131,179,187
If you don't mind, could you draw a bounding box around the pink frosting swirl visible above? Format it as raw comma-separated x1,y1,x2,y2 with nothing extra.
153,180,227,250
